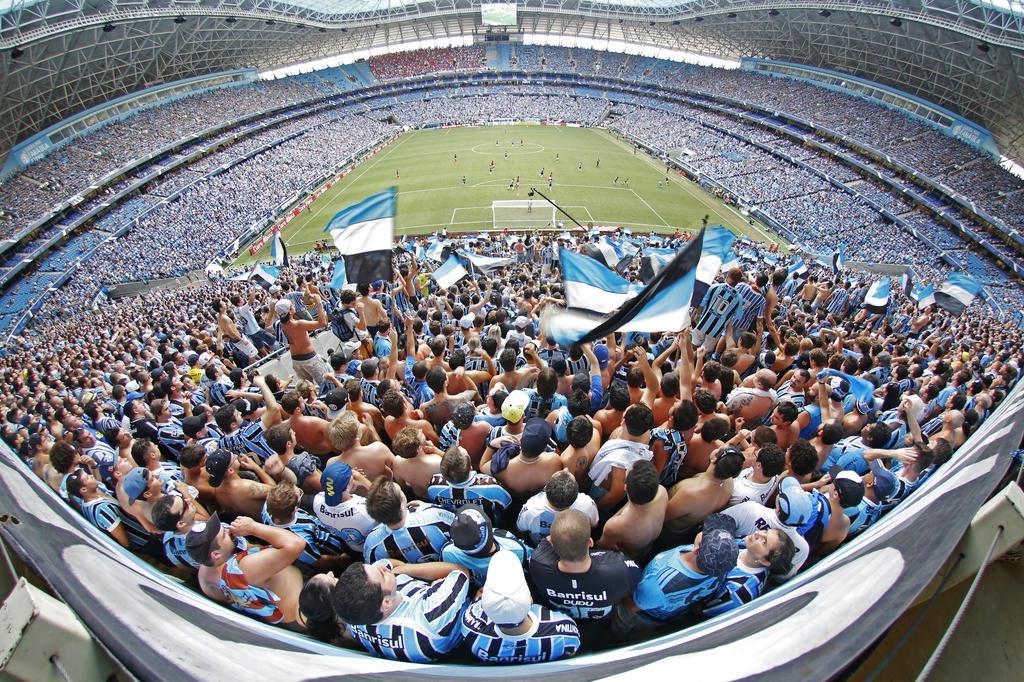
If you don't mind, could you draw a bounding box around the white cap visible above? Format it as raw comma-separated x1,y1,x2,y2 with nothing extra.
514,316,530,329
268,284,282,294
274,298,293,316
459,313,475,329
481,550,532,627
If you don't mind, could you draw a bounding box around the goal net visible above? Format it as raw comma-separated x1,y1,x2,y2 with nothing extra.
491,199,558,230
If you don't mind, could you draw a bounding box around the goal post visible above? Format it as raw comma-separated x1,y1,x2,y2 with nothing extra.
491,199,558,230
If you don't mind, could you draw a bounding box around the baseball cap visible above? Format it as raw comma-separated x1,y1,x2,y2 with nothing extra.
360,358,379,378
323,389,349,420
321,461,353,506
827,376,851,402
234,398,258,417
450,505,493,557
520,418,552,457
205,450,233,487
187,353,200,366
593,344,610,370
123,467,150,502
696,513,740,578
514,316,530,329
459,314,475,329
185,513,222,566
274,299,293,316
181,415,207,439
501,390,529,424
828,466,866,508
869,460,897,501
452,401,477,430
481,550,533,627
777,477,814,528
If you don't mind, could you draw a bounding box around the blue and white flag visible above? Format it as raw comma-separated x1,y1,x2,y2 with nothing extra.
425,239,448,263
561,248,638,314
271,230,289,267
542,228,705,346
899,270,914,299
863,278,891,315
638,251,676,284
582,240,623,270
691,225,736,305
457,249,513,274
832,243,847,274
231,264,280,290
934,272,982,314
911,282,936,309
324,187,395,284
432,254,469,289
329,259,348,291
788,258,808,279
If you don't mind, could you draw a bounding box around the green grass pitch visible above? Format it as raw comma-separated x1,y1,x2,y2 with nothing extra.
236,125,781,266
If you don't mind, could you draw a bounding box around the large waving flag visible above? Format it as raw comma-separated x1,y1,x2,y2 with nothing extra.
230,264,280,291
638,249,676,284
788,258,808,279
899,269,914,299
832,243,847,274
934,272,983,314
329,259,348,291
271,230,289,267
581,240,623,271
457,249,513,274
691,225,736,305
432,254,469,289
863,278,891,315
911,282,936,309
542,228,705,346
324,187,395,284
561,247,637,314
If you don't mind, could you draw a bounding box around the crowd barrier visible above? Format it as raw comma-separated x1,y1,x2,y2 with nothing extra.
0,378,1021,680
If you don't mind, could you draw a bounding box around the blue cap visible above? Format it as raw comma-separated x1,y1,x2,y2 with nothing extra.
869,460,897,501
593,344,610,370
828,377,851,402
123,467,150,502
321,461,353,505
777,477,813,527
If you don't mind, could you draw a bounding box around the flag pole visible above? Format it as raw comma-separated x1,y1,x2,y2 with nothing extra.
528,187,585,229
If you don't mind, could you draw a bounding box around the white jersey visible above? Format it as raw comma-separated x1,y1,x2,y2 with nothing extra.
517,492,599,546
728,468,779,507
310,492,380,553
721,501,807,579
235,304,261,335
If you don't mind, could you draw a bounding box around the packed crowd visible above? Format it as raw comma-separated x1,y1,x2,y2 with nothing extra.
4,229,1020,664
383,93,618,128
369,47,487,81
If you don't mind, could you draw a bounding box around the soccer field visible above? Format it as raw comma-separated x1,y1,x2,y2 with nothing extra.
236,125,779,265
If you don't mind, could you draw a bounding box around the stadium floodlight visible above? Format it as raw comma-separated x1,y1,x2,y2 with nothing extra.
492,199,557,230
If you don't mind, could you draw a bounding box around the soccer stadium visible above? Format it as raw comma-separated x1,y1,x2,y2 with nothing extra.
1,1,1024,680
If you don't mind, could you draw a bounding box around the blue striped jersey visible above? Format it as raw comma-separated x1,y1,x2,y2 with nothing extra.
363,504,455,564
119,506,157,551
920,416,943,437
846,496,885,536
346,570,470,663
827,288,851,316
83,442,118,488
734,282,766,333
695,283,745,338
156,461,184,484
360,378,380,407
538,347,567,367
79,497,122,537
461,602,580,664
155,419,187,461
440,531,531,587
633,547,724,623
163,532,199,569
701,561,768,617
437,420,461,450
427,471,512,520
522,388,567,420
649,427,686,487
261,503,346,565
566,355,589,377
775,380,806,409
218,419,275,463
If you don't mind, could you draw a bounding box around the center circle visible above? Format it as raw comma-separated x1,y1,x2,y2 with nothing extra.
470,141,545,156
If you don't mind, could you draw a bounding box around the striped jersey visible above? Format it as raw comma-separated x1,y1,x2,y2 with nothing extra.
461,602,580,664
163,532,199,569
632,547,724,623
516,492,599,546
649,427,687,487
734,283,766,333
695,283,745,338
79,497,123,539
363,504,455,564
155,419,187,461
218,419,275,463
82,441,118,487
307,492,379,553
440,531,531,587
437,420,461,450
775,380,807,410
346,570,470,663
261,503,347,566
522,388,568,421
427,471,512,520
701,561,768,618
827,288,851,316
360,378,381,407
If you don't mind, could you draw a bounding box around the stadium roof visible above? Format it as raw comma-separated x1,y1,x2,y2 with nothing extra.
1,1,1022,163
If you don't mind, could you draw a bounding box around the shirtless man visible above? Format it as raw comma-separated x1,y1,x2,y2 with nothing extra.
597,461,668,560
344,379,384,435
279,390,334,456
594,383,630,438
263,423,322,493
215,300,258,365
589,403,655,512
326,410,396,481
681,416,729,479
482,417,563,498
380,389,439,444
727,369,778,424
438,402,491,468
560,415,601,488
356,283,388,337
664,446,744,536
206,450,275,518
188,513,306,625
390,426,443,500
269,294,330,386
768,401,801,451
